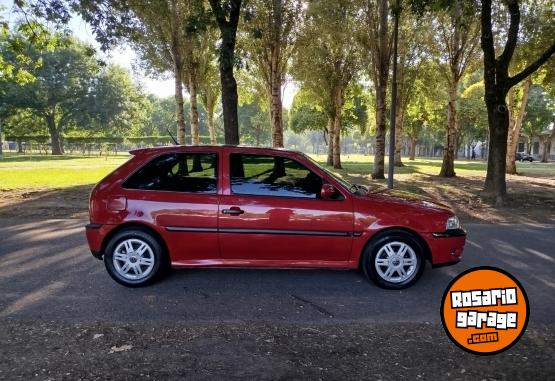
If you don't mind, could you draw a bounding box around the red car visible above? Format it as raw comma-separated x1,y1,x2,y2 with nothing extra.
86,146,465,289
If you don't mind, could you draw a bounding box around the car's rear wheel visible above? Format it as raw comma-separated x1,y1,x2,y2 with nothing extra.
103,229,166,287
362,231,425,289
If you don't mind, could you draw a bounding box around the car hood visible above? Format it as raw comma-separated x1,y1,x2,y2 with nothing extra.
363,188,454,214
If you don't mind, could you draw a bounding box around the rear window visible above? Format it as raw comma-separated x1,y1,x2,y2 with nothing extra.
123,153,217,193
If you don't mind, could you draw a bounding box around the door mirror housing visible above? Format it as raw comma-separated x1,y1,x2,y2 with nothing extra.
320,184,338,200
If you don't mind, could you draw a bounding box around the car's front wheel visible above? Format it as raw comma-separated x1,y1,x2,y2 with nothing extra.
103,229,167,287
362,231,425,289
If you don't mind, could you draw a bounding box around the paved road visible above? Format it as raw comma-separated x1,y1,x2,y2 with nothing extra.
0,219,553,325
1,219,554,380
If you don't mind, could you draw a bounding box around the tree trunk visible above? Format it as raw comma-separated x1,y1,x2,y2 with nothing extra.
45,113,63,155
209,0,242,145
454,135,461,159
207,106,216,144
219,47,239,145
409,137,417,160
269,77,284,147
440,81,458,177
189,72,200,145
269,38,284,147
326,118,334,166
506,76,531,174
481,0,555,201
540,137,550,163
505,87,516,160
332,86,343,169
372,79,387,178
394,101,404,167
484,92,510,199
202,90,218,145
173,59,186,145
371,0,389,180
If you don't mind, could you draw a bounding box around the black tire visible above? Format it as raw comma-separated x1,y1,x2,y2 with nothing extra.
362,230,425,289
103,229,167,287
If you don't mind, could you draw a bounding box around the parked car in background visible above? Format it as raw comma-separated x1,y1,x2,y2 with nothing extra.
86,146,466,289
516,152,534,162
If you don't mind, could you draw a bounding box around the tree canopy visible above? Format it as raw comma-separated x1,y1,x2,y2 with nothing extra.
0,31,148,154
3,0,555,201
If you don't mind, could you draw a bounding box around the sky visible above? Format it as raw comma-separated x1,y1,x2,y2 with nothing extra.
1,0,297,107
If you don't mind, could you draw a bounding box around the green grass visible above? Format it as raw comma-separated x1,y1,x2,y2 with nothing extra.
0,153,129,168
310,154,555,179
0,152,553,190
0,153,130,189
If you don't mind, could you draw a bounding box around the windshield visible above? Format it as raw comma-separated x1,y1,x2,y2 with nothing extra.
302,154,360,194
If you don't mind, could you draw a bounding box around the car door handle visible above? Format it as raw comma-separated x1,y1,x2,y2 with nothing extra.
221,207,244,216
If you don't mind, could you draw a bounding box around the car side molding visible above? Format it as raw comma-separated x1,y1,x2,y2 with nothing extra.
165,226,356,237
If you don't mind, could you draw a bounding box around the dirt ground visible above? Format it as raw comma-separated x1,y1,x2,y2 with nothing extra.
1,320,553,380
391,173,555,224
1,173,553,223
0,185,90,220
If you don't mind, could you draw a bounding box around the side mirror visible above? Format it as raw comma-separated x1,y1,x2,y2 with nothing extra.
320,184,338,200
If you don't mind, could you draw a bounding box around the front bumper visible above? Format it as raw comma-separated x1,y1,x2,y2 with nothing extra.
431,228,466,238
423,228,466,266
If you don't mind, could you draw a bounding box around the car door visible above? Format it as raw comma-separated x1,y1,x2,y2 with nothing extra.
218,151,354,263
122,150,220,263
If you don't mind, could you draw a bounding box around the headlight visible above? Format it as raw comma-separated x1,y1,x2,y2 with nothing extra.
446,216,460,230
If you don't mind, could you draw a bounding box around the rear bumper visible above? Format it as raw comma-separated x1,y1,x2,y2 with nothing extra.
90,249,103,259
423,229,466,266
85,223,112,260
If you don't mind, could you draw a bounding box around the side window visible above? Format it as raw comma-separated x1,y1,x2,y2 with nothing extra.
230,154,323,199
123,153,217,193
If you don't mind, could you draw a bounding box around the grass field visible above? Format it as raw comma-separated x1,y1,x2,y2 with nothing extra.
1,152,554,190
311,154,555,179
0,152,554,223
0,154,130,189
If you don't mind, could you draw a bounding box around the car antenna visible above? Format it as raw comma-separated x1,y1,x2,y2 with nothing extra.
167,128,179,145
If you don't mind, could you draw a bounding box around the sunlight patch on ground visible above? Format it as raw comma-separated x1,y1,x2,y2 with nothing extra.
0,281,67,317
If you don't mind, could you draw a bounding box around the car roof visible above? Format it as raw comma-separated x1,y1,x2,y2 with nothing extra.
129,145,304,156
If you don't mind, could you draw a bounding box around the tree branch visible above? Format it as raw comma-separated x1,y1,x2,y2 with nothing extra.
480,0,495,63
229,0,242,27
459,24,480,77
509,41,555,87
208,0,227,26
497,0,520,73
480,0,495,87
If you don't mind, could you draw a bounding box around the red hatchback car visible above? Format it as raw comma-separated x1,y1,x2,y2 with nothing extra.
86,146,465,289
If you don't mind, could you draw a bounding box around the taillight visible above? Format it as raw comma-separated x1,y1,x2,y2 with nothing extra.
89,186,99,222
